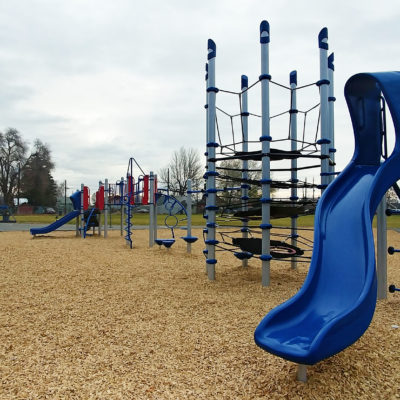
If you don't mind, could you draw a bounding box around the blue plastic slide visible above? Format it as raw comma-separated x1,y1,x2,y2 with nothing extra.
255,72,400,365
30,210,80,236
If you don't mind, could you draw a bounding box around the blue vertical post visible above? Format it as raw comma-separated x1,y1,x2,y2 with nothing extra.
80,183,84,238
204,62,209,273
290,71,298,270
98,181,102,237
120,177,124,236
104,178,108,238
149,171,155,247
241,74,249,268
318,28,330,192
328,52,336,184
377,194,388,300
186,179,193,254
154,174,158,239
259,20,271,287
206,39,218,281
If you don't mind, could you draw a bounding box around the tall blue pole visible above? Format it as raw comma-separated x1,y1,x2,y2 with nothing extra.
318,28,330,192
328,52,335,184
149,171,155,247
260,21,271,287
204,62,209,273
80,183,84,238
205,39,218,281
186,179,193,254
241,75,249,268
104,178,108,238
290,71,298,270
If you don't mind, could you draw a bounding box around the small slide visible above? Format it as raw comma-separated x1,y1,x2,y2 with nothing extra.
255,72,400,365
30,210,80,236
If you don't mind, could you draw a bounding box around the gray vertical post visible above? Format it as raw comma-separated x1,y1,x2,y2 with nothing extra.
149,171,155,247
241,75,249,268
290,71,298,270
328,53,335,184
205,39,217,281
64,179,67,215
153,174,158,241
377,194,387,300
98,181,102,236
120,177,124,237
297,364,307,382
260,20,271,287
75,215,80,236
318,28,330,193
204,62,210,274
80,183,84,238
186,179,193,254
104,179,108,238
75,193,80,237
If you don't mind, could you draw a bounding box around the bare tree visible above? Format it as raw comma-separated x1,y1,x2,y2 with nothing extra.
0,128,27,205
159,147,203,196
216,159,262,207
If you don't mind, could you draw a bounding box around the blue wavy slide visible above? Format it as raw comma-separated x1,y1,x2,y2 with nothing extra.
255,72,400,366
30,210,80,236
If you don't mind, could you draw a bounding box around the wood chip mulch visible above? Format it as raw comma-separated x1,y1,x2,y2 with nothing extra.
0,228,399,399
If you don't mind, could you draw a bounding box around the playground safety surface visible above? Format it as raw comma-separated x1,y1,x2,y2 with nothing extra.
0,223,147,232
0,229,399,399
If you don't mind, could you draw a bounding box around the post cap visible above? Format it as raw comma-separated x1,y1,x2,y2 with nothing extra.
260,20,270,43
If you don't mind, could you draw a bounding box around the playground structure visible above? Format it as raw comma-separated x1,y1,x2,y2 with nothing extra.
17,19,400,386
202,20,400,382
150,178,198,252
29,156,199,252
101,158,198,251
30,187,102,237
254,71,400,381
204,21,336,286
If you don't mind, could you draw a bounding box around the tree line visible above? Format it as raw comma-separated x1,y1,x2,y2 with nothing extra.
0,128,58,207
0,128,260,209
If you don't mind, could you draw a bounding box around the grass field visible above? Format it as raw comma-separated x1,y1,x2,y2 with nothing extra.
15,212,400,229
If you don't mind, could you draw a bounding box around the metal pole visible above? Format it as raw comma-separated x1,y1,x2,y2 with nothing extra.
75,187,79,237
204,62,209,274
186,179,193,254
104,179,108,238
76,213,80,236
80,184,84,238
290,71,298,270
98,181,102,236
120,177,124,237
64,179,67,215
205,38,217,281
153,174,158,241
260,20,271,287
149,171,155,247
377,194,387,300
297,364,307,382
328,52,336,184
241,75,249,268
15,163,20,208
167,169,170,194
318,27,330,193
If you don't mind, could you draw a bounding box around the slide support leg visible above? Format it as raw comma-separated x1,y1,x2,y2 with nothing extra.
296,364,307,382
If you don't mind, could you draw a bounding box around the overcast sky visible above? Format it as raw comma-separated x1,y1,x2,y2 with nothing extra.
1,0,399,196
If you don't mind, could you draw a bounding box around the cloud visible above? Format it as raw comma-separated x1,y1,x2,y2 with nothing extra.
0,0,398,196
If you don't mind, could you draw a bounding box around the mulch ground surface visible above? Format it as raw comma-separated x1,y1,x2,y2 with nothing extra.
0,229,399,399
